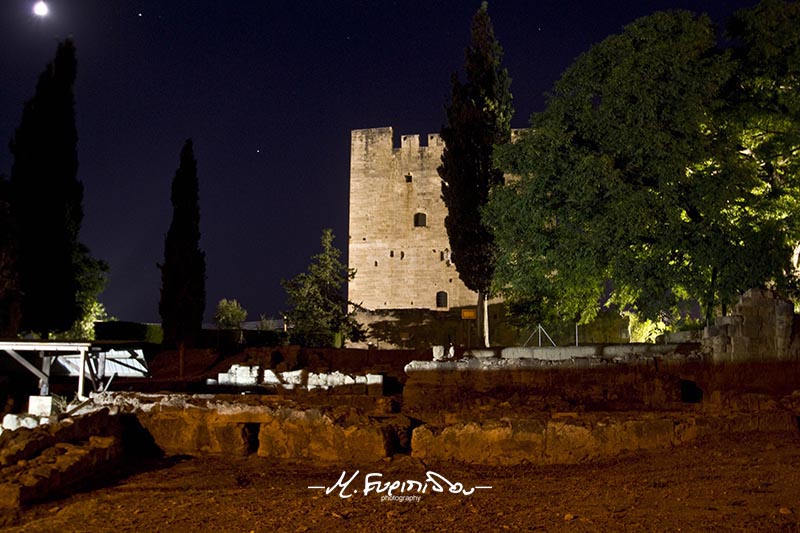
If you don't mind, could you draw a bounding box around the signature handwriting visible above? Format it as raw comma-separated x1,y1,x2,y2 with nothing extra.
308,471,493,498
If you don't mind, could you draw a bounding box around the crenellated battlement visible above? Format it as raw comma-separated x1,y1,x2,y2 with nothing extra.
351,127,444,158
398,132,444,150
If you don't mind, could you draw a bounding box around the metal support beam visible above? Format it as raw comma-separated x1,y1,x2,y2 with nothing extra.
3,349,49,385
77,348,88,400
40,352,52,395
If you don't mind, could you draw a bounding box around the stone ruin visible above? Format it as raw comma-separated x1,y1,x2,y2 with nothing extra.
0,409,125,523
703,288,798,362
214,364,384,393
1,290,800,520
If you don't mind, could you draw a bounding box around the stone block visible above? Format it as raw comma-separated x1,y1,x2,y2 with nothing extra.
136,410,211,454
280,370,307,387
411,420,546,466
228,365,259,386
262,369,281,385
1,415,20,432
741,320,764,339
467,349,496,358
366,374,384,396
432,345,445,361
27,396,54,417
716,315,743,326
209,423,253,455
502,346,596,360
257,410,388,462
306,373,327,390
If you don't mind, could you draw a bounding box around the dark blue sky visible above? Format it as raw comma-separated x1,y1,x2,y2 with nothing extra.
0,0,757,323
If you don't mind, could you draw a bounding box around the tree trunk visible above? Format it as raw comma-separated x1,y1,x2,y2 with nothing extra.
477,291,490,347
178,340,185,379
704,267,718,325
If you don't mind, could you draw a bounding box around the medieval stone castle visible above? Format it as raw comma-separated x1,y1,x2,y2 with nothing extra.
348,127,477,312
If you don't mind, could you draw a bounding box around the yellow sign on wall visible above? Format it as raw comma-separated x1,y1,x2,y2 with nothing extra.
461,308,477,320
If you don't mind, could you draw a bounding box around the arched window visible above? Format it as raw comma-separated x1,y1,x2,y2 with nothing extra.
436,291,448,308
413,212,427,227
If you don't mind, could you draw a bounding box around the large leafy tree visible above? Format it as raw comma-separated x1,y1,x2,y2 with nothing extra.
439,1,513,346
486,3,800,326
159,139,206,376
281,229,362,347
8,39,106,336
727,0,800,254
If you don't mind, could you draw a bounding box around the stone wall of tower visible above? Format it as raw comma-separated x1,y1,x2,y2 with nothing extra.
348,127,478,311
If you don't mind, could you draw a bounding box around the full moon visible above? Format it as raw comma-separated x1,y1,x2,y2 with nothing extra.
33,1,49,17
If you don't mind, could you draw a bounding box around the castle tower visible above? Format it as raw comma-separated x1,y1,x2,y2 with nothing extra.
348,127,478,311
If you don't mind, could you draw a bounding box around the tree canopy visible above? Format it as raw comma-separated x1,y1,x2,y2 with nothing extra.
8,39,107,337
159,139,206,353
281,229,362,347
439,1,513,345
485,1,800,326
214,298,247,330
0,177,21,336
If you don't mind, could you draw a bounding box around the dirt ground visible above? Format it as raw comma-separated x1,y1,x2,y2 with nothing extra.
3,430,799,532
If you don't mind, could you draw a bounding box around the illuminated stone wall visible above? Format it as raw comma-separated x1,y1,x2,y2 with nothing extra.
348,127,477,311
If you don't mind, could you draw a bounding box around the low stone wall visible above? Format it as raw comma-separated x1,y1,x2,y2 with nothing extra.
403,357,687,413
0,436,121,510
91,392,411,462
403,356,800,414
447,343,681,361
0,389,796,521
0,409,124,518
411,410,797,466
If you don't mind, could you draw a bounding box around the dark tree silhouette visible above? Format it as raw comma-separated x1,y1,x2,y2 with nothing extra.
8,39,102,336
159,139,206,377
0,177,21,336
439,2,513,346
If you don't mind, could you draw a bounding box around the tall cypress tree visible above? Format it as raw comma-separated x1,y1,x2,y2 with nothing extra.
159,139,206,377
9,39,88,336
439,2,513,347
0,176,21,337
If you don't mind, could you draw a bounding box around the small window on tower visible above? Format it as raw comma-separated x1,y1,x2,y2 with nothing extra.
413,212,427,227
405,174,413,183
436,291,448,308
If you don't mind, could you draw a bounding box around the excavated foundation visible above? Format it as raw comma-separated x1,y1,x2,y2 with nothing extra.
1,365,800,516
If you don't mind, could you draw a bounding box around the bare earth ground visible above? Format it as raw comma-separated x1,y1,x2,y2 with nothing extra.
3,431,800,532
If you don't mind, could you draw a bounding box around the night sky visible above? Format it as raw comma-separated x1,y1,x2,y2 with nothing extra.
0,0,757,324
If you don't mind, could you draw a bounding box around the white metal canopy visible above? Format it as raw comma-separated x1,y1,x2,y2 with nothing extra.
0,341,149,400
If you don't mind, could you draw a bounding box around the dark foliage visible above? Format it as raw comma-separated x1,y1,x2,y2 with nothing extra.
8,39,101,336
438,2,513,345
439,2,512,296
0,177,21,336
159,139,206,347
